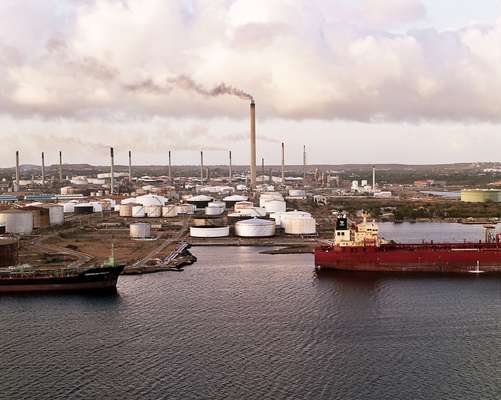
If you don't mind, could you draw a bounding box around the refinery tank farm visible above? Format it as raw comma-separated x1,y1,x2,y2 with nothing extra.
2,98,501,289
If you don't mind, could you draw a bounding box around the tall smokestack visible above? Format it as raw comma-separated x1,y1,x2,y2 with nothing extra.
110,147,115,195
261,157,265,180
200,150,204,184
59,151,63,183
249,100,257,188
281,142,285,185
303,145,306,183
229,150,232,183
128,150,132,181
372,165,376,192
41,152,45,186
15,150,20,190
168,150,172,181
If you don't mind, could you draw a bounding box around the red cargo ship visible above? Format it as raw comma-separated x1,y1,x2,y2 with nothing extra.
315,216,501,273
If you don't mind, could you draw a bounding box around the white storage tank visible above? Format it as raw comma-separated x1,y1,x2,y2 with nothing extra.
264,200,286,214
259,192,284,208
205,201,225,216
190,226,230,238
223,195,248,209
130,222,151,239
176,204,195,215
234,207,267,217
119,204,135,217
43,204,64,226
283,211,316,235
0,210,34,235
145,205,162,217
235,218,275,237
162,205,178,217
89,202,103,213
132,205,145,218
135,194,168,207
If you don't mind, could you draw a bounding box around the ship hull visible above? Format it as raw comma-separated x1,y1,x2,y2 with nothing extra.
0,265,125,293
315,244,501,274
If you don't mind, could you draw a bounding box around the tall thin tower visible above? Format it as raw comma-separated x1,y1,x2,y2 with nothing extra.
128,150,132,181
41,152,45,186
249,100,257,188
281,142,285,185
200,151,204,184
229,150,232,183
110,147,115,195
168,150,172,181
59,151,63,183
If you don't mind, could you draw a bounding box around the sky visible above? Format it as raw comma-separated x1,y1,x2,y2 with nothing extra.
1,0,501,167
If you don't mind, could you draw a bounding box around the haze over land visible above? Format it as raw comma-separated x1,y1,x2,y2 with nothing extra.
1,0,501,166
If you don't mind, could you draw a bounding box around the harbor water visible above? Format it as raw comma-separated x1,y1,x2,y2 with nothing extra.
2,223,501,399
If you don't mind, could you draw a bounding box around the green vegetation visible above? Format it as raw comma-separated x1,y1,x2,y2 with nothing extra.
329,199,501,221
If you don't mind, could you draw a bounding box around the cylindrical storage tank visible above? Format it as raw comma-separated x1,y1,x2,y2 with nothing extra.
259,192,284,208
43,204,64,226
62,202,76,213
132,205,145,218
119,204,134,217
0,238,18,267
0,210,34,235
264,200,286,214
234,201,254,211
136,194,167,207
205,205,224,216
187,195,213,210
130,223,151,239
283,211,316,235
22,207,48,229
190,226,230,238
235,218,275,237
74,204,94,214
162,205,178,217
145,205,162,217
223,195,248,209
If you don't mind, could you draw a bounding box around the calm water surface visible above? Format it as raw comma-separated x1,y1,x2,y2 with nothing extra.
2,223,501,399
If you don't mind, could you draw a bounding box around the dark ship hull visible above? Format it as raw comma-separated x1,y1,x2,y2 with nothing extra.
0,264,126,293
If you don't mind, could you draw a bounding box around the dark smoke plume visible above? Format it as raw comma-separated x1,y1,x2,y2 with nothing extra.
168,75,253,100
123,79,171,94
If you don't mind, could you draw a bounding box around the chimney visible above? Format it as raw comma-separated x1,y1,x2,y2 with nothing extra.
303,145,306,183
128,150,132,181
281,142,285,185
15,150,20,190
41,152,45,186
249,100,257,188
200,150,204,184
261,157,265,180
59,151,63,183
168,150,172,181
229,150,232,183
110,147,115,195
372,165,376,191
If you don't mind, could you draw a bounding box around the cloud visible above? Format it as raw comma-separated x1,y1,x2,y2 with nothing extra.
0,0,500,125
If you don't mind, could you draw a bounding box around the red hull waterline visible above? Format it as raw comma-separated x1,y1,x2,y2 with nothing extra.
314,243,501,274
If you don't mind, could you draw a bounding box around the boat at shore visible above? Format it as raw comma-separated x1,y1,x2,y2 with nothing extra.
315,215,501,274
0,245,125,293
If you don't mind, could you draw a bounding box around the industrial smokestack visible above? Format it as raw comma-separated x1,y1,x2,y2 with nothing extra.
200,150,204,184
261,157,265,180
249,100,257,188
229,150,232,183
303,145,306,183
372,165,376,192
128,150,132,181
41,152,45,186
168,150,172,181
59,151,63,183
110,147,115,195
15,150,20,190
281,142,285,186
